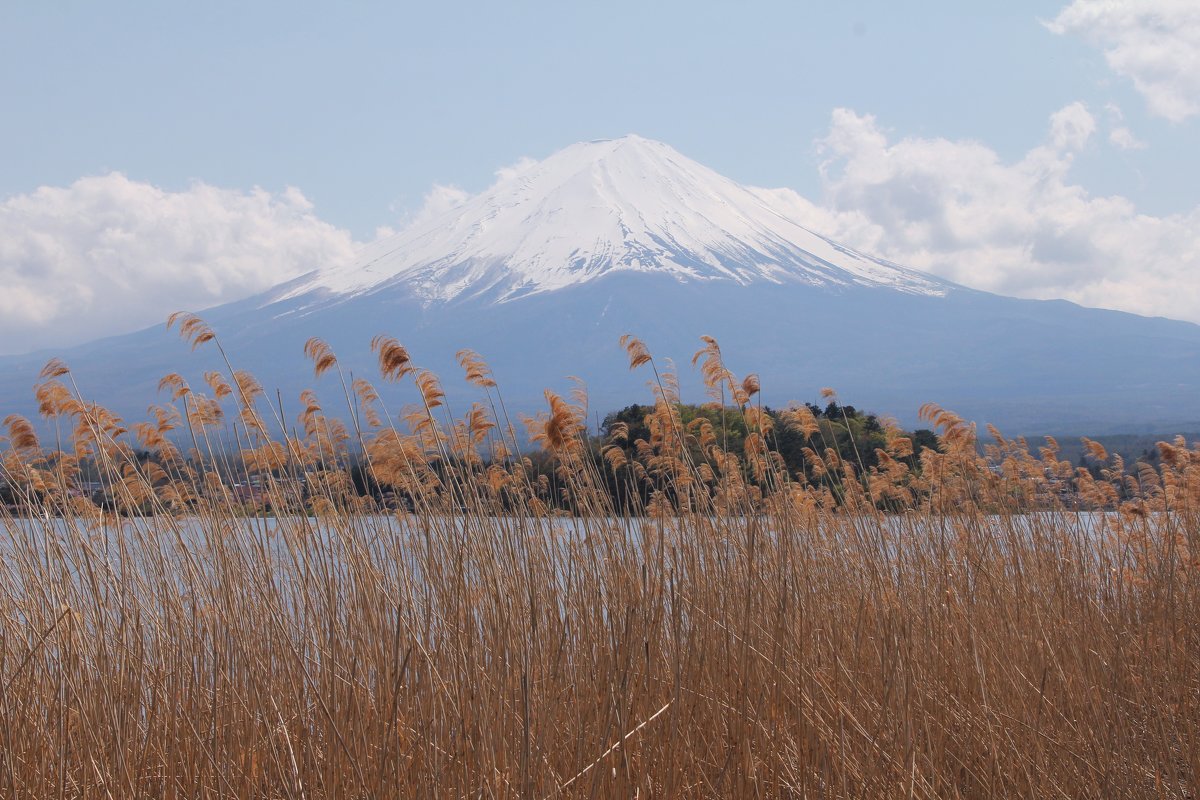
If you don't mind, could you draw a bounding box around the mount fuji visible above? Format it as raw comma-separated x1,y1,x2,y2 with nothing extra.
281,134,949,305
4,134,1200,433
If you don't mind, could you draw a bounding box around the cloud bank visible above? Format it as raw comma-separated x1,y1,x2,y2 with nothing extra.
756,104,1200,322
0,174,357,355
1048,0,1200,122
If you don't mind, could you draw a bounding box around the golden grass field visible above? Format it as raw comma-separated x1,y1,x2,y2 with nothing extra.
0,316,1196,798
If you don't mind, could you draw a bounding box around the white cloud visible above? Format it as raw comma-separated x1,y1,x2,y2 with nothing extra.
1108,126,1147,150
407,184,471,228
1102,102,1147,149
1049,101,1097,150
393,157,537,234
762,105,1200,322
494,156,538,184
0,173,357,355
393,159,538,234
1048,0,1200,122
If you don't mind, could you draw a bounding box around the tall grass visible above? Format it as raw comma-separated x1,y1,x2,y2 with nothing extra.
0,320,1196,797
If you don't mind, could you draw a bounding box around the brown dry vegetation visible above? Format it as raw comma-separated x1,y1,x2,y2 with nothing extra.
0,320,1197,798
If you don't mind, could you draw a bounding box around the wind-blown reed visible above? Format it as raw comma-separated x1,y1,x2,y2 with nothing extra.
0,318,1196,797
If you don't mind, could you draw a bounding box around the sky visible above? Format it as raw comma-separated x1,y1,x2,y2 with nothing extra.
1,0,1198,354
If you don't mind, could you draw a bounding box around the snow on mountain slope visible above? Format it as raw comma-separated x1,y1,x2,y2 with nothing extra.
5,134,1200,434
277,135,950,306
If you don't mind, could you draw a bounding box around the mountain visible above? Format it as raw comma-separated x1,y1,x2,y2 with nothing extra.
3,134,1200,435
279,134,948,305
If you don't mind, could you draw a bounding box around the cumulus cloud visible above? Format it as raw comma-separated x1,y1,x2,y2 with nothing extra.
388,155,544,236
1048,0,1200,122
1108,126,1147,150
494,156,539,184
406,184,471,229
1048,102,1097,150
760,104,1200,322
393,157,538,234
0,173,357,355
1102,102,1147,149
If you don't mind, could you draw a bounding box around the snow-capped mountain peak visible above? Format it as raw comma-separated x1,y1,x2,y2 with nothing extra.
282,134,949,306
5,136,1200,436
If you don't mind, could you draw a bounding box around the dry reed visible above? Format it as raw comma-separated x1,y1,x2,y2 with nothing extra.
0,319,1196,798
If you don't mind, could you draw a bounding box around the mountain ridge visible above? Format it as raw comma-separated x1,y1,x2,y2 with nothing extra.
2,134,1198,435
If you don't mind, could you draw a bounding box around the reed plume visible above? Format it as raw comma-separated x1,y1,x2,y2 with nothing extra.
0,327,1194,798
304,336,339,378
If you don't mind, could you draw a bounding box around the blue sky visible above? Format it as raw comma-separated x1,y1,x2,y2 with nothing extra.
1,1,1198,352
